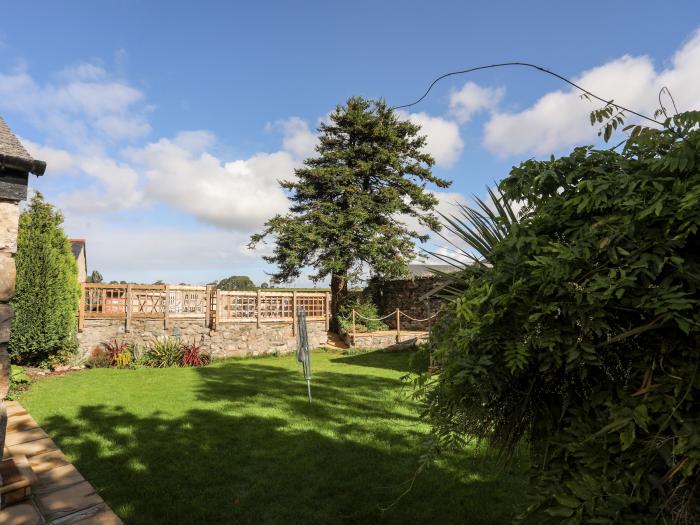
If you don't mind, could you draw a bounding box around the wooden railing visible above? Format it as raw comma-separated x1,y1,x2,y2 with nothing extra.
78,283,330,333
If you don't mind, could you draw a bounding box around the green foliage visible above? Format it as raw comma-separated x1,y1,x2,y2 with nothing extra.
216,275,257,291
423,111,700,523
250,96,450,319
10,193,80,367
7,365,31,400
87,270,103,283
338,297,388,333
142,337,185,368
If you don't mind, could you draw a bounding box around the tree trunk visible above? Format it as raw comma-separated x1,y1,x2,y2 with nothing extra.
329,273,348,333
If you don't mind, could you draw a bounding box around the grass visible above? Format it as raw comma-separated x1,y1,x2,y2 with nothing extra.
20,349,527,524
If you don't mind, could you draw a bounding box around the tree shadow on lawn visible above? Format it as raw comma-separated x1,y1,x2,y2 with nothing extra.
38,361,526,524
329,349,428,374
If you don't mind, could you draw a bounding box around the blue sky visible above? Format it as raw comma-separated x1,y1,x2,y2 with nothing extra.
1,2,699,285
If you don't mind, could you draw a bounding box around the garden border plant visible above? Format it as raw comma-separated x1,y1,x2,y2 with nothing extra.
421,109,700,523
87,337,211,369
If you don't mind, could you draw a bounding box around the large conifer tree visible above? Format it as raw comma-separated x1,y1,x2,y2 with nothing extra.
10,193,80,366
250,97,450,324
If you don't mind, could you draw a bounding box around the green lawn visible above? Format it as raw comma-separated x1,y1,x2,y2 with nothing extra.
21,349,527,524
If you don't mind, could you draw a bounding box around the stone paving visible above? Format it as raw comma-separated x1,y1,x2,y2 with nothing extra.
2,401,123,525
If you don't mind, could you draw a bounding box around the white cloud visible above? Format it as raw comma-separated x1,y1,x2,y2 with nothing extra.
57,63,108,82
399,111,463,167
268,117,318,159
60,215,263,284
483,28,700,157
449,82,505,123
125,138,294,231
0,65,151,146
22,139,77,173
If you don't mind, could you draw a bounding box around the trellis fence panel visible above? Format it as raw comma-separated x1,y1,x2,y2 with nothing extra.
78,283,330,332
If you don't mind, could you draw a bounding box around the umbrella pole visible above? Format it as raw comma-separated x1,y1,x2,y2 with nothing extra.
306,379,312,403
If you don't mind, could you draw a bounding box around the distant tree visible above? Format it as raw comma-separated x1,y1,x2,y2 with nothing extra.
217,275,256,291
250,96,450,327
86,270,103,283
10,193,80,367
259,282,269,289
153,280,165,285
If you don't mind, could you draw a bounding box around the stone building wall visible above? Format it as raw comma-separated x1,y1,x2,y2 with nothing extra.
0,199,19,397
78,318,328,359
365,276,444,330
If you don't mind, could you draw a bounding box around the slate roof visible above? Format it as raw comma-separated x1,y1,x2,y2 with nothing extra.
70,239,85,261
407,264,458,277
0,116,46,175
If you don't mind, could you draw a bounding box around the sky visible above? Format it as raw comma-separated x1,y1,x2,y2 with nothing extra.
1,1,699,286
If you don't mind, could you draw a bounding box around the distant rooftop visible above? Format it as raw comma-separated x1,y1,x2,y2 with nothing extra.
0,116,46,175
70,239,86,260
407,264,458,277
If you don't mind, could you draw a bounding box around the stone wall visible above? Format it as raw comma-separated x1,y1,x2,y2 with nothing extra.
347,331,429,350
0,199,19,398
365,276,444,329
78,318,328,359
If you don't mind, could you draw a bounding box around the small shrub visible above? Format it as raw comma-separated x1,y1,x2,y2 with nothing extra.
338,297,388,333
104,339,129,366
7,365,31,400
128,343,147,366
180,341,211,367
86,346,112,368
114,349,133,368
143,336,184,368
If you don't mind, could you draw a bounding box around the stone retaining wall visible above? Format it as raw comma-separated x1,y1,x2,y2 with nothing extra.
78,318,328,359
345,331,429,349
365,276,443,329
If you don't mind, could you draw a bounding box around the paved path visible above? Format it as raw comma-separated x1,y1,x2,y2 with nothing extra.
2,400,123,525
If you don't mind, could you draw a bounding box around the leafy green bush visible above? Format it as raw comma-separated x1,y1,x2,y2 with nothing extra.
143,337,185,368
423,111,700,523
10,193,80,367
86,346,112,368
338,297,388,333
7,364,31,400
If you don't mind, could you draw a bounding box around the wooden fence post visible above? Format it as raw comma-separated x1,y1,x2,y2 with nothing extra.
396,308,401,343
78,283,85,332
426,301,431,333
214,288,222,331
292,291,297,336
257,290,261,328
205,285,212,328
352,309,356,345
164,285,170,330
125,284,132,333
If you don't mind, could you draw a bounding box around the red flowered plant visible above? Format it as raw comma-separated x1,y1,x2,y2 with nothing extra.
104,339,129,366
180,341,211,367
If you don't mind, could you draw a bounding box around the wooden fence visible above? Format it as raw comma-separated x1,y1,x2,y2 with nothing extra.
78,283,330,333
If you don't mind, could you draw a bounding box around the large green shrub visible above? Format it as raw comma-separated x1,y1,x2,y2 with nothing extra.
423,112,700,523
10,193,80,367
